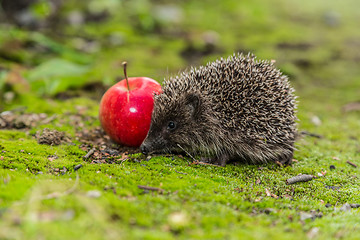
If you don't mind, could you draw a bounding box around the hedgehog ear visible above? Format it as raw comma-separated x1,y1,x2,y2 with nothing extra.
185,93,200,118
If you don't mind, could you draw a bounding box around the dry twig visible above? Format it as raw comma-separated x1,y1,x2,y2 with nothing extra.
346,161,357,168
83,148,95,159
138,185,164,193
177,144,194,164
175,170,187,175
192,161,221,167
286,174,314,185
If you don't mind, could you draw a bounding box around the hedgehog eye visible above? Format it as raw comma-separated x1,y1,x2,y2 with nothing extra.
167,121,176,130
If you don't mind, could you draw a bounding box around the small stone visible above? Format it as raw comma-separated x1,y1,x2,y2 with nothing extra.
67,11,84,27
310,115,322,126
202,30,220,47
108,32,124,46
37,171,43,175
325,185,341,190
264,208,274,214
323,11,341,27
339,203,351,212
154,5,183,24
350,204,360,208
314,211,323,218
60,166,67,175
168,212,189,230
4,92,15,104
62,210,75,221
300,212,314,221
74,164,83,171
86,190,102,198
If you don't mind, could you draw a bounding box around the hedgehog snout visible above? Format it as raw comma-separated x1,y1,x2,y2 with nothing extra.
140,133,167,155
140,143,149,155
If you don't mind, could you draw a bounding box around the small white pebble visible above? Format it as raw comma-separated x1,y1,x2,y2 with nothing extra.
339,203,351,212
300,212,313,221
168,212,189,229
86,190,102,198
307,227,319,239
62,210,75,221
311,115,322,126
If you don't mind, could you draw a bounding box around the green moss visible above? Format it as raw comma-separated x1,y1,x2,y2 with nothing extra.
1,0,360,239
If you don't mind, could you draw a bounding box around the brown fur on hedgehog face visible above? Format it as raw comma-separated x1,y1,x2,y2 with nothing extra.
141,92,210,155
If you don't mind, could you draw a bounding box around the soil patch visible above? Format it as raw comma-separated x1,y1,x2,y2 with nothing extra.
0,109,141,163
76,126,140,164
36,128,68,145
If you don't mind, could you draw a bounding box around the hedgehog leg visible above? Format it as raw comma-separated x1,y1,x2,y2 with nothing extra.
211,152,230,167
278,151,293,166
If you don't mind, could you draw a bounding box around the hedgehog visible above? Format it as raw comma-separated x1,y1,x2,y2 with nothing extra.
140,53,297,166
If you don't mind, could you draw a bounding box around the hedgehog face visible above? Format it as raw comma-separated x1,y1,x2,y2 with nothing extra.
140,92,201,155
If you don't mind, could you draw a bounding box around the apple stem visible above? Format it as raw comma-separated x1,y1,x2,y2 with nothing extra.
122,61,130,92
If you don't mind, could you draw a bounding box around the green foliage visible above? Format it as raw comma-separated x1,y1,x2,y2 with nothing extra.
30,0,52,19
26,58,89,95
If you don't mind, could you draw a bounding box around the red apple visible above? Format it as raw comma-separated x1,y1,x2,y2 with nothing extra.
99,62,162,147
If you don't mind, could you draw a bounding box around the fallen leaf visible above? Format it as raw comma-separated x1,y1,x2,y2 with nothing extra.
265,188,271,197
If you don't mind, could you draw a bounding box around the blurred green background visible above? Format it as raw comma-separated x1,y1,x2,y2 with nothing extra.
0,0,359,107
0,0,360,239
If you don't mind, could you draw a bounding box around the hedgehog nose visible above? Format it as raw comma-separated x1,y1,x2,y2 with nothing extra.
140,144,149,155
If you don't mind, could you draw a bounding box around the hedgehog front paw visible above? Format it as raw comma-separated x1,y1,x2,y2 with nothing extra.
201,153,230,167
277,152,293,166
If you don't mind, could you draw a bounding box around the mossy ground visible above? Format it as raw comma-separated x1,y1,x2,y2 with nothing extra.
0,0,360,239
